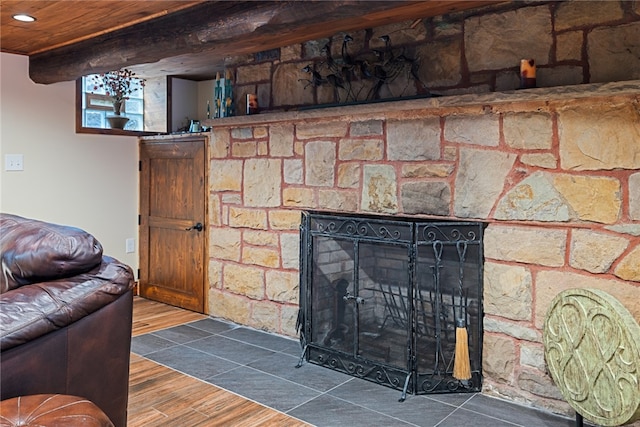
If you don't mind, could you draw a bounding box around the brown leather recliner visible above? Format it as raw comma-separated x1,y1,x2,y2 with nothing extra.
0,213,135,427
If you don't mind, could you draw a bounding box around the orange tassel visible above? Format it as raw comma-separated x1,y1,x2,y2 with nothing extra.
453,325,471,380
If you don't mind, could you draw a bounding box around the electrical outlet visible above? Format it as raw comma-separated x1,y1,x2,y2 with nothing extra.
5,154,24,171
125,238,135,253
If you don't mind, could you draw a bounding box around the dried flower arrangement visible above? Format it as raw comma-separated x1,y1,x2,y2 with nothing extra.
91,68,145,115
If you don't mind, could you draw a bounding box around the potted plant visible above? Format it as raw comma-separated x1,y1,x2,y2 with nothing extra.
91,68,145,129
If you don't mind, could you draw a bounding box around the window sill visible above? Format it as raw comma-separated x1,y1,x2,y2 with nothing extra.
76,126,158,136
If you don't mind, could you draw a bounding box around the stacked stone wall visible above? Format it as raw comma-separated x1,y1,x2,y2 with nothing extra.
224,0,640,115
207,81,639,417
204,0,639,418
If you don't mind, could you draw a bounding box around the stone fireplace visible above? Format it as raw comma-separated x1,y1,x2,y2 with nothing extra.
203,0,639,418
206,81,639,417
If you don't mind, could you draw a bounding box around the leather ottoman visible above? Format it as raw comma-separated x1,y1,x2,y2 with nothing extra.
0,394,114,427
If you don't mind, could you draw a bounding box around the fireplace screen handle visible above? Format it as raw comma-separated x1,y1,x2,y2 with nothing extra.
343,292,365,304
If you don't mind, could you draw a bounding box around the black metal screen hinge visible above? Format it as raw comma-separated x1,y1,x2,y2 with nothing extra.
137,269,140,279
138,161,142,171
138,215,141,225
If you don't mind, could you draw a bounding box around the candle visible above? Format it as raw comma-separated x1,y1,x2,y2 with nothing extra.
520,59,536,89
246,94,259,115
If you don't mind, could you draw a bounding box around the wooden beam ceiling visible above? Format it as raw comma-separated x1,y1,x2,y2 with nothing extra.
5,1,508,84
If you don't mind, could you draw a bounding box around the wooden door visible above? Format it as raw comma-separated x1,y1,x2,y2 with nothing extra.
139,136,207,313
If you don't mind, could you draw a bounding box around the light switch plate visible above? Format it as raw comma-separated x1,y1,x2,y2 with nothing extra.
5,154,24,171
126,238,135,253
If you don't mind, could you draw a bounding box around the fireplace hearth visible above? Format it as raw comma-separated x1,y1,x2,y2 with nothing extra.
296,212,485,400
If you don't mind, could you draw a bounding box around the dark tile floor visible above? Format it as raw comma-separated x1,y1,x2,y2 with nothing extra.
131,318,584,427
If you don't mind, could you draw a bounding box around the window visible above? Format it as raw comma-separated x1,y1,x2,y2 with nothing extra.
80,74,145,131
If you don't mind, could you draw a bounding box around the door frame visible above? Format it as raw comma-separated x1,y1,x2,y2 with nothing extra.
138,135,209,313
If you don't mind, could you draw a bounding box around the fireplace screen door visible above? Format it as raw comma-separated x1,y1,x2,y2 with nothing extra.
297,211,484,398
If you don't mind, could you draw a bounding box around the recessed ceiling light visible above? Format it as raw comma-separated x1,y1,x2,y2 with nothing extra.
12,14,36,22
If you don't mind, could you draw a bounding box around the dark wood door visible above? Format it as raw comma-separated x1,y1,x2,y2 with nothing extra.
139,136,207,313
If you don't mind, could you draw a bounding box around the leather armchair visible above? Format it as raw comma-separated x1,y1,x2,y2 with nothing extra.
0,214,135,427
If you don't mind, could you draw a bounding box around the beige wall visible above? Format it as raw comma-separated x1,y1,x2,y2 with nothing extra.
0,52,139,270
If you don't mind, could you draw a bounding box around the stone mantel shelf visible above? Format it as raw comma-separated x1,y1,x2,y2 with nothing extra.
140,131,210,140
201,80,640,129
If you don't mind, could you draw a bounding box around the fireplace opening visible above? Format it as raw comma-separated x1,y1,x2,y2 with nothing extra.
296,211,484,400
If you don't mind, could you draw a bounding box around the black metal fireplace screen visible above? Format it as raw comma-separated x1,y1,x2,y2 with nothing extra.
296,211,484,399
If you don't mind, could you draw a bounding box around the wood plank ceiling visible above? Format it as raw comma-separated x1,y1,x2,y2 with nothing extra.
0,1,205,55
1,0,507,84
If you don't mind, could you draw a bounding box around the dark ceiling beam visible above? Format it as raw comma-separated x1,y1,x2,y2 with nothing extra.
29,0,507,84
